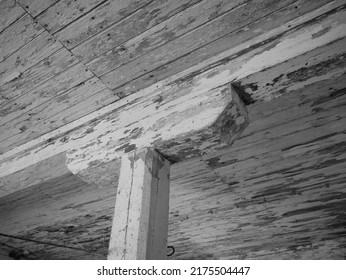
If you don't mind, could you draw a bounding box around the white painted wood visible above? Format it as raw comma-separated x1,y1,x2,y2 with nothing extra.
77,0,246,64
108,148,170,260
17,0,60,17
0,32,62,92
0,81,247,180
100,2,346,90
36,0,106,34
55,0,152,49
0,14,44,63
0,0,25,33
0,0,343,157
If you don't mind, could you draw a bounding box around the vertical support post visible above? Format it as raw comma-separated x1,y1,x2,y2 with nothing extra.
108,148,170,260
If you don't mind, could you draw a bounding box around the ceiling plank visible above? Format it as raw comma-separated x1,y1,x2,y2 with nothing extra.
0,32,62,98
1,79,116,148
0,13,44,63
236,36,346,102
98,1,346,99
1,77,345,259
100,0,304,89
203,74,346,176
169,77,346,260
36,0,107,34
0,47,77,104
17,0,60,18
112,0,343,98
0,0,25,33
0,63,94,131
1,0,343,155
55,0,153,49
75,0,245,64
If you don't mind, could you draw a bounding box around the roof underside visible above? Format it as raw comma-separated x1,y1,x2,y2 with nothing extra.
0,0,346,259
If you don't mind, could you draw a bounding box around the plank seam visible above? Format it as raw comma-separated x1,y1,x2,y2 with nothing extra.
48,0,110,35
53,0,156,45
0,11,26,36
107,1,345,94
95,0,298,82
85,0,252,72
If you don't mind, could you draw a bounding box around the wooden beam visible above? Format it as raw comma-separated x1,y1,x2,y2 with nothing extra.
108,148,170,260
1,0,344,155
0,78,248,180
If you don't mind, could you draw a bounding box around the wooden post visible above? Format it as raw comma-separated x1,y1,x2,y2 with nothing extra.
107,148,170,260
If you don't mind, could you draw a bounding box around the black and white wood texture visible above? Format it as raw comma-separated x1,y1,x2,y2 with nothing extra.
0,0,345,260
108,148,170,260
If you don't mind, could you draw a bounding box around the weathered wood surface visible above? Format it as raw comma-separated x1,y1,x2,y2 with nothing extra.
108,148,170,260
0,32,62,96
36,0,106,34
0,82,248,186
0,14,44,63
55,0,153,49
0,81,115,149
0,170,115,259
0,48,78,106
236,36,346,102
111,0,344,98
1,0,344,158
0,63,94,132
0,0,25,33
17,0,60,17
0,76,345,259
94,0,293,80
76,0,245,64
100,0,346,91
169,75,346,259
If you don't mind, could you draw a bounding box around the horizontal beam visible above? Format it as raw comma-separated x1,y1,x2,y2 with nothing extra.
0,77,248,197
2,1,345,197
1,0,345,156
66,83,248,174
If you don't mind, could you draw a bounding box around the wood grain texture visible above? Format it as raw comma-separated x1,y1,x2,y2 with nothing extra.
0,81,248,187
17,0,60,17
168,76,346,260
0,63,94,136
0,76,345,259
0,0,25,33
108,148,170,260
0,48,77,107
36,0,106,34
1,79,116,149
1,0,343,157
103,1,346,103
236,36,346,102
55,0,153,49
76,0,244,64
0,32,62,97
0,14,44,63
63,83,248,172
94,0,291,80
112,0,342,98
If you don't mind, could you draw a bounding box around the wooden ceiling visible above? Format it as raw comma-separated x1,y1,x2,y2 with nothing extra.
0,0,346,259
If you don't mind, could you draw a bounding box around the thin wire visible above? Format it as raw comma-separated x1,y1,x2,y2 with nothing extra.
0,232,104,257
